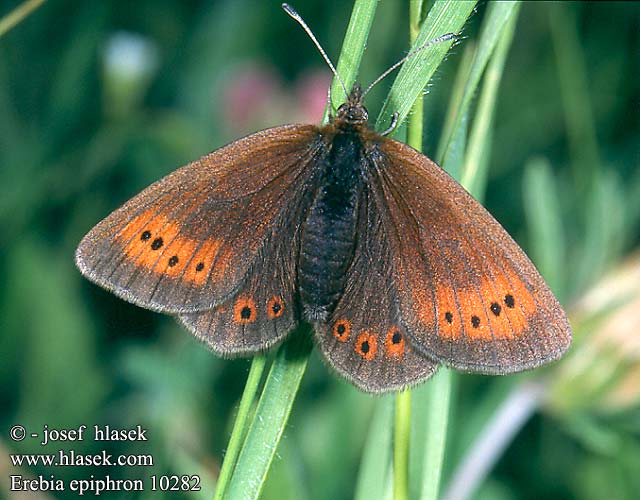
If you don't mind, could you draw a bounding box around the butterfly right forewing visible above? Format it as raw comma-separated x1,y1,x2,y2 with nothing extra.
371,137,571,374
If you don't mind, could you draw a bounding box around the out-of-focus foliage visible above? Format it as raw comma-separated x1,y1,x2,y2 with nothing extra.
1,1,638,499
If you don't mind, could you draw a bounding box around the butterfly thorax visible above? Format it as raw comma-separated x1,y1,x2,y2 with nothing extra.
299,88,371,322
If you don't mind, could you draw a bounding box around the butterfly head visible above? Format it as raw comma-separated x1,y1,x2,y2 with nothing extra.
334,84,369,127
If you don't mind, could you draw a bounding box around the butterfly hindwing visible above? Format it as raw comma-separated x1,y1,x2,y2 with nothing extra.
178,223,300,356
76,125,320,314
373,138,571,374
314,189,438,393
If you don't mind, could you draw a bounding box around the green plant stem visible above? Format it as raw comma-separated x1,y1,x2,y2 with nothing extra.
437,42,474,176
406,0,425,149
394,390,412,500
394,3,422,498
354,397,394,500
213,355,267,500
0,0,45,37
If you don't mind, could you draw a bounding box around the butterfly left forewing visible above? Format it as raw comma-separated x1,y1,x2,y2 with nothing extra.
373,138,571,374
76,124,321,314
314,189,438,393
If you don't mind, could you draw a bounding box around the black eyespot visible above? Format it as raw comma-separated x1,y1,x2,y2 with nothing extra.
240,306,252,320
266,297,284,319
504,294,515,308
195,262,204,272
168,255,179,267
445,312,453,324
490,302,501,316
151,237,163,250
140,231,151,241
333,320,351,342
385,328,405,357
471,315,481,328
234,298,256,324
360,340,370,354
356,332,377,359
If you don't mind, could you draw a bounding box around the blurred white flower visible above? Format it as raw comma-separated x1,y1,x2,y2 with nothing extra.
102,31,160,117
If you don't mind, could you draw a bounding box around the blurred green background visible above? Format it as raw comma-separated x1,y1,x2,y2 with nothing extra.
1,1,639,499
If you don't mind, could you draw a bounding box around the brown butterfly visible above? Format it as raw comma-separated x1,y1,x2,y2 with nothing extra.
76,6,571,393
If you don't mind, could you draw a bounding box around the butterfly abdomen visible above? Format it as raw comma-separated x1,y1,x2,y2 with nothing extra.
299,130,365,322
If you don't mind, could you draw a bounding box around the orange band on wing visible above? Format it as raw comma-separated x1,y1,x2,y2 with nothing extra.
435,269,537,342
118,209,223,285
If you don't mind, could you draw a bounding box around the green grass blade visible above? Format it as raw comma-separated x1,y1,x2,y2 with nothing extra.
548,3,602,189
522,158,567,300
420,369,453,500
394,390,412,500
441,382,544,500
224,329,313,500
437,1,519,165
354,397,394,500
406,0,426,150
213,355,268,500
0,0,45,37
376,0,477,131
573,170,626,294
323,0,378,122
461,2,519,197
438,41,474,174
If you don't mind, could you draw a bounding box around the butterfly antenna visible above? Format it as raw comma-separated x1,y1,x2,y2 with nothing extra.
282,3,349,99
362,32,457,98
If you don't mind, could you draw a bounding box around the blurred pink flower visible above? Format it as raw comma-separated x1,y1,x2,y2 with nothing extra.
222,64,282,132
222,63,332,132
294,70,332,123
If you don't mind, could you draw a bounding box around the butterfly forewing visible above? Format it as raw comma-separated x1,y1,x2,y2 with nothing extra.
373,138,571,374
76,125,320,314
314,188,438,392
